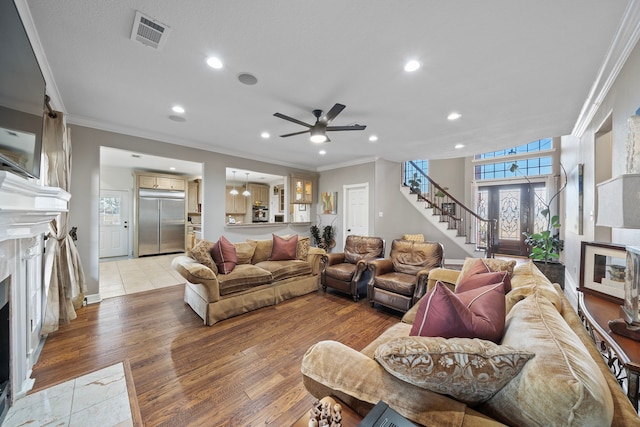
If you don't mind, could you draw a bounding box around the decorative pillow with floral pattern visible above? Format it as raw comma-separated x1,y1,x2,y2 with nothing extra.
374,336,534,405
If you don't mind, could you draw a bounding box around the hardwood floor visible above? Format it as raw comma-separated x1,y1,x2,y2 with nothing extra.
31,285,400,426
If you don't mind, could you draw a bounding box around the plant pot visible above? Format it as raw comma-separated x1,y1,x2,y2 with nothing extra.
533,260,565,290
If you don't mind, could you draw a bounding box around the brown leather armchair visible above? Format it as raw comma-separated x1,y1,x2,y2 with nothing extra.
367,239,444,312
321,235,385,301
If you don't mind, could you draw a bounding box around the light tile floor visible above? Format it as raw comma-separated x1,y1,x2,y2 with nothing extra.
99,254,186,299
4,363,133,427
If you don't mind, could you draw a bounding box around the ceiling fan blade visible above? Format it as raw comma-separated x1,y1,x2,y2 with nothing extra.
321,103,346,123
273,112,312,128
280,130,310,138
326,124,367,131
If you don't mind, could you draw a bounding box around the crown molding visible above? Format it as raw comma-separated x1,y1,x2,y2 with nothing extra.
572,0,640,137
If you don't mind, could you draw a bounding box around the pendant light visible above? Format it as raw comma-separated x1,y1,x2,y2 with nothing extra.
229,171,238,195
242,172,251,197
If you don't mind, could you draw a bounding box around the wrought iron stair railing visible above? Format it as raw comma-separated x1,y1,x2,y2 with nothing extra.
406,160,495,257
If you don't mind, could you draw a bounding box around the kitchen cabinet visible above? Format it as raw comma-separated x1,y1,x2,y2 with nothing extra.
226,186,247,214
248,183,270,206
138,173,186,190
187,180,200,212
290,175,313,204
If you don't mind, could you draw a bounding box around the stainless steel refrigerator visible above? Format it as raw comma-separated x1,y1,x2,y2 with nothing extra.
138,189,185,256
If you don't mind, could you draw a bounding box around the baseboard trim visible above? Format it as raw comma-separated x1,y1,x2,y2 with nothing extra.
85,293,102,305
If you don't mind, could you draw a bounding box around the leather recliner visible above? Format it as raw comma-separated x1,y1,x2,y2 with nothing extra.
321,235,385,301
367,239,444,312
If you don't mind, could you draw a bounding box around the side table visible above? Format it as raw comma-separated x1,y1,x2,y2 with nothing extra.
578,291,640,410
292,396,362,427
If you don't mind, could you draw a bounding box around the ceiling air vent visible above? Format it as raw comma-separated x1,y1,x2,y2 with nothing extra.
130,11,171,50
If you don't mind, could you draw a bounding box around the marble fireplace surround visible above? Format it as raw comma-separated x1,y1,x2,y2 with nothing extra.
0,171,69,404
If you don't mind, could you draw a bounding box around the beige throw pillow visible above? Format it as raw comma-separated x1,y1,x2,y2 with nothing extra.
187,239,217,274
374,336,534,405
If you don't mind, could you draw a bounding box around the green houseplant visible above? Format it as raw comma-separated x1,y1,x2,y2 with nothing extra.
310,217,336,252
510,162,567,288
408,173,422,194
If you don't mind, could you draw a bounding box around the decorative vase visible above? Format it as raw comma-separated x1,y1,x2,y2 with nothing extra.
533,260,565,290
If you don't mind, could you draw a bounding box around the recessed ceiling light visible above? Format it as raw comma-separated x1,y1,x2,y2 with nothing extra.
448,112,462,121
169,167,176,170
455,144,465,149
404,60,421,72
369,135,378,142
172,105,185,114
319,150,326,155
206,56,223,69
261,132,270,139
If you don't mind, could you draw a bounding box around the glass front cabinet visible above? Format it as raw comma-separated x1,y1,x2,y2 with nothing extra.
290,175,313,204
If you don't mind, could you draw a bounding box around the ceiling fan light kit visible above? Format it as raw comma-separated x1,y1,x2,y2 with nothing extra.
273,103,366,143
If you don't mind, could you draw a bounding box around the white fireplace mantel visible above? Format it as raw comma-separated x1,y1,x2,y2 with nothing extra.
0,171,70,242
0,171,70,403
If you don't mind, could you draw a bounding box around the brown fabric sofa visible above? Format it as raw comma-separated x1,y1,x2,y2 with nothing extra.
172,236,325,325
321,235,385,301
367,239,444,312
301,260,640,427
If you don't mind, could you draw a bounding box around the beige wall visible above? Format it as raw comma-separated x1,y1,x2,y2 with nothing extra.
561,39,640,288
69,124,317,297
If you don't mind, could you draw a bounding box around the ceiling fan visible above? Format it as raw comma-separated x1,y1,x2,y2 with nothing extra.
273,103,366,143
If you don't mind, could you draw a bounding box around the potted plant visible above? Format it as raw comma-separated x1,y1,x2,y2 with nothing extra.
310,217,336,252
408,173,422,194
510,162,567,288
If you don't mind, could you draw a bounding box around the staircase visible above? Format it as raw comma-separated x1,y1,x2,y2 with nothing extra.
404,161,495,257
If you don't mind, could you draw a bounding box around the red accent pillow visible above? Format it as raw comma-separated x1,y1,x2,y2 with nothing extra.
410,280,506,343
270,234,298,261
456,270,512,294
210,235,237,274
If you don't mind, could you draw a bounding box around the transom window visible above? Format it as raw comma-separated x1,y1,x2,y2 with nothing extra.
474,138,553,181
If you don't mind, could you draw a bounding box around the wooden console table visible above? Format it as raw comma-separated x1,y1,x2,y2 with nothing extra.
578,292,640,410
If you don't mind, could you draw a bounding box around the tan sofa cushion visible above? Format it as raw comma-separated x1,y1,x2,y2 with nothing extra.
248,239,273,264
455,257,516,287
505,262,562,313
255,260,312,282
481,291,614,427
374,336,533,405
234,241,257,265
217,264,272,296
402,233,425,242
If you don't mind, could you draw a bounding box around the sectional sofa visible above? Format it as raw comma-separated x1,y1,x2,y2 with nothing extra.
301,260,640,426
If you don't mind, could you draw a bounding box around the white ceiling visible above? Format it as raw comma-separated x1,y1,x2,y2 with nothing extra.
25,1,639,171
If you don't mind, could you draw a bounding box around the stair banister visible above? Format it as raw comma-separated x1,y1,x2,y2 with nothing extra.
406,161,495,257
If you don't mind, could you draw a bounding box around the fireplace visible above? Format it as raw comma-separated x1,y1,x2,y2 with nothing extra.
0,171,70,416
0,277,8,424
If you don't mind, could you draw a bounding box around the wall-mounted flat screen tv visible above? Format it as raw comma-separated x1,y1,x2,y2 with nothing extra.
0,0,46,179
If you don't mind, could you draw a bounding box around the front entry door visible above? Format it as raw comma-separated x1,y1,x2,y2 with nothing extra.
478,183,544,256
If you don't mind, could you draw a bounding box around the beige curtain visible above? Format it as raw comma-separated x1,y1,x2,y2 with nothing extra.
41,111,87,335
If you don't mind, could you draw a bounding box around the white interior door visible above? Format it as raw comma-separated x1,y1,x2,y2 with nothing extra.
99,189,129,258
343,183,369,238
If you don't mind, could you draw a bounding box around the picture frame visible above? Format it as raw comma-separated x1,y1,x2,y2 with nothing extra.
441,202,456,216
322,191,337,214
579,241,626,304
